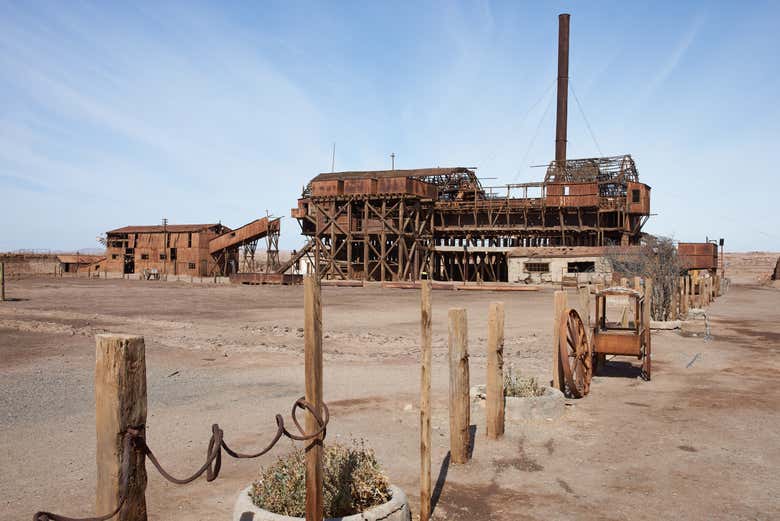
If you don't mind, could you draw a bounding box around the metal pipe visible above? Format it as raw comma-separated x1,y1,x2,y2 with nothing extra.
555,13,570,166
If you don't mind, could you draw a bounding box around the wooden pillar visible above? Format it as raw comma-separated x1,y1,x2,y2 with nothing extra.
95,334,147,521
304,277,324,521
552,291,568,391
577,285,590,330
1,261,5,301
486,302,505,440
419,280,432,521
643,279,653,375
448,308,470,464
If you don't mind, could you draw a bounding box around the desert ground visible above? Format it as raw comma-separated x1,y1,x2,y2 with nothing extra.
1,256,778,520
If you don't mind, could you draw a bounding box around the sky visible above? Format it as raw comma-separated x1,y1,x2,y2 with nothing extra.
1,0,778,252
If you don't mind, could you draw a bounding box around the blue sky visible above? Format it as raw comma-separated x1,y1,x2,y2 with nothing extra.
1,1,778,251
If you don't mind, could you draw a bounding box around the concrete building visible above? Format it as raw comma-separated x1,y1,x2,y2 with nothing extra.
507,246,627,285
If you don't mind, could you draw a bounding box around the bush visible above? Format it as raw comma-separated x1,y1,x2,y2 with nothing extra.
250,440,391,517
504,366,544,398
606,235,681,321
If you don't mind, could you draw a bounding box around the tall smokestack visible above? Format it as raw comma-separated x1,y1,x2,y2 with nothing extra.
555,13,570,166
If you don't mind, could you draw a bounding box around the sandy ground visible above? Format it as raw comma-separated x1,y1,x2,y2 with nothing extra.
1,273,778,521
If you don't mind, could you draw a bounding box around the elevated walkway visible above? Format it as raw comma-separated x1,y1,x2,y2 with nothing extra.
209,217,280,256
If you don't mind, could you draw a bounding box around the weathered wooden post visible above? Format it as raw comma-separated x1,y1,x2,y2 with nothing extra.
95,334,147,521
419,280,432,521
552,291,568,391
643,279,653,376
686,276,692,310
486,302,505,440
577,285,591,330
448,308,470,464
1,261,5,301
304,276,324,521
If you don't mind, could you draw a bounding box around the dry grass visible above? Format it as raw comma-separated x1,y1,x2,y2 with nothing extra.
504,365,544,398
250,440,391,517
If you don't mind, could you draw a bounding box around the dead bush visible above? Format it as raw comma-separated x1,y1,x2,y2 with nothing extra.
250,440,391,517
504,365,544,397
606,235,680,321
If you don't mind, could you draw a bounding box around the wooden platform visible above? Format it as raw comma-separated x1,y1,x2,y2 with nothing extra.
229,273,302,285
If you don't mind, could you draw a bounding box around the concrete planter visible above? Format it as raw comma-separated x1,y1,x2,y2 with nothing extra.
472,384,565,422
233,484,411,521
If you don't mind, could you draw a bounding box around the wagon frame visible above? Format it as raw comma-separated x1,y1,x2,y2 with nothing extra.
592,286,651,381
557,284,652,399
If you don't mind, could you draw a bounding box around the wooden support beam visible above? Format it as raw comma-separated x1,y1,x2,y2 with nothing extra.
448,308,470,464
552,290,568,391
304,277,324,521
643,278,653,378
95,334,147,521
486,302,505,440
419,280,432,521
577,285,590,331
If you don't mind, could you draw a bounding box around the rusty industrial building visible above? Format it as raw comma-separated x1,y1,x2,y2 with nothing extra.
291,14,652,282
104,218,281,277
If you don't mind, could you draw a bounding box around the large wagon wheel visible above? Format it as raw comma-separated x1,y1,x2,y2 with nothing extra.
558,308,593,398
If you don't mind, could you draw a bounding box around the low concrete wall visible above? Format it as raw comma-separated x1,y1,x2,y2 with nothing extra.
233,484,410,521
508,255,611,284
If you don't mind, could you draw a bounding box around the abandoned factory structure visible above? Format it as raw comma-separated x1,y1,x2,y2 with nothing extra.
292,158,650,282
291,14,651,283
104,217,280,276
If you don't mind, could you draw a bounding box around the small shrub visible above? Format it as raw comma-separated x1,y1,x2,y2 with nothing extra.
504,366,544,398
250,440,391,517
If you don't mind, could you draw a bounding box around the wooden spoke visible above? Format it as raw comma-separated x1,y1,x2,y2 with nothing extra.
558,308,593,398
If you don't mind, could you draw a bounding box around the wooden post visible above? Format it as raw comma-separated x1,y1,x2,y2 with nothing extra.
419,280,432,521
643,279,653,375
1,261,5,301
552,291,568,391
95,334,147,521
633,276,642,291
304,276,324,521
685,276,691,311
486,302,505,440
577,285,590,329
448,308,470,464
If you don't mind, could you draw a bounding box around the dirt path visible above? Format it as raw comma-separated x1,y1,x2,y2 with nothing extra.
0,277,777,520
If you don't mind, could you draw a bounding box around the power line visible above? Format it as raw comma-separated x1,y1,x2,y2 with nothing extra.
481,79,556,167
513,87,556,181
569,82,603,157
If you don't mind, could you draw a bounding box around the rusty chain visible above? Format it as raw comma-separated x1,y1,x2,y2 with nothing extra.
34,397,329,521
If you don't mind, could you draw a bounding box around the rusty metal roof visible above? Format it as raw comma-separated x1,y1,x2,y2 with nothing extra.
107,224,225,234
311,167,475,182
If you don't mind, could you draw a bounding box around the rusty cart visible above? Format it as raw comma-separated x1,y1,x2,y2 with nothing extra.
558,285,651,398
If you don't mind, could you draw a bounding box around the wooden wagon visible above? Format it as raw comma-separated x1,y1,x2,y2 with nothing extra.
558,284,652,398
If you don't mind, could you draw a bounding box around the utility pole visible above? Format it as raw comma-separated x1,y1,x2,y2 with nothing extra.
331,143,336,173
162,218,168,276
391,152,395,170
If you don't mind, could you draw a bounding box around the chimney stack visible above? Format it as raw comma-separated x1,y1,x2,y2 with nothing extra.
555,13,570,166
